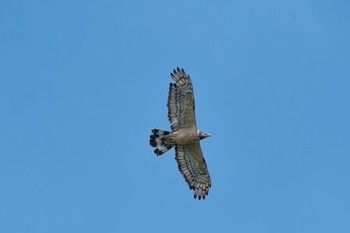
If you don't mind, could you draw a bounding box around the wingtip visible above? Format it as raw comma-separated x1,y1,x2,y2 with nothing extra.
193,193,205,200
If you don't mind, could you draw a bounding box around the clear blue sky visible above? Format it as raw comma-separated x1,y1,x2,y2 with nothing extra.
1,1,349,232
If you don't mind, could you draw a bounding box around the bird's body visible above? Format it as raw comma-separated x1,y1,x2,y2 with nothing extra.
149,68,211,200
166,128,199,144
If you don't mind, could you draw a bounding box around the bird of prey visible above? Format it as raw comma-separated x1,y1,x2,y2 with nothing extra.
149,67,211,200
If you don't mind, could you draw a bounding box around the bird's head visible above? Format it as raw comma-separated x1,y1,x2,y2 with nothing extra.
199,131,211,140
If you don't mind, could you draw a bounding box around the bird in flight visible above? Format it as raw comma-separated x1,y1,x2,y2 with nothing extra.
149,67,211,200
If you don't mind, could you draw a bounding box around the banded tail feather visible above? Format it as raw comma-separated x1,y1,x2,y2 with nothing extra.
149,129,174,156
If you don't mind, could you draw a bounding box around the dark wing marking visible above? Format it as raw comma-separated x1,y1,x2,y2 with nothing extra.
175,143,211,200
167,67,197,131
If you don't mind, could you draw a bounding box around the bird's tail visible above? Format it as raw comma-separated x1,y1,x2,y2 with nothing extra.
149,129,174,156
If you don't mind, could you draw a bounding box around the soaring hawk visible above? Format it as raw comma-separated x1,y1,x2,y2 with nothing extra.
149,67,211,200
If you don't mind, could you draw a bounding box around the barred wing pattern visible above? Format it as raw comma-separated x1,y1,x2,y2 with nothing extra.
167,68,211,200
175,144,211,200
167,68,197,131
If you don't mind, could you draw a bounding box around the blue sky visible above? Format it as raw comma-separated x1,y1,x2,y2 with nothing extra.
1,0,350,232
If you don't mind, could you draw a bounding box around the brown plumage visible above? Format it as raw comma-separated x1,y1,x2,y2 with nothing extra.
149,67,211,200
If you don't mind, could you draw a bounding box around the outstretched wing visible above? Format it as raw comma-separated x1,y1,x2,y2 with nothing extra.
175,143,211,200
167,68,197,131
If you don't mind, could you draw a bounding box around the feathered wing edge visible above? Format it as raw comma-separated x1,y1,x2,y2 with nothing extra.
167,83,179,131
175,144,211,200
167,67,196,130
